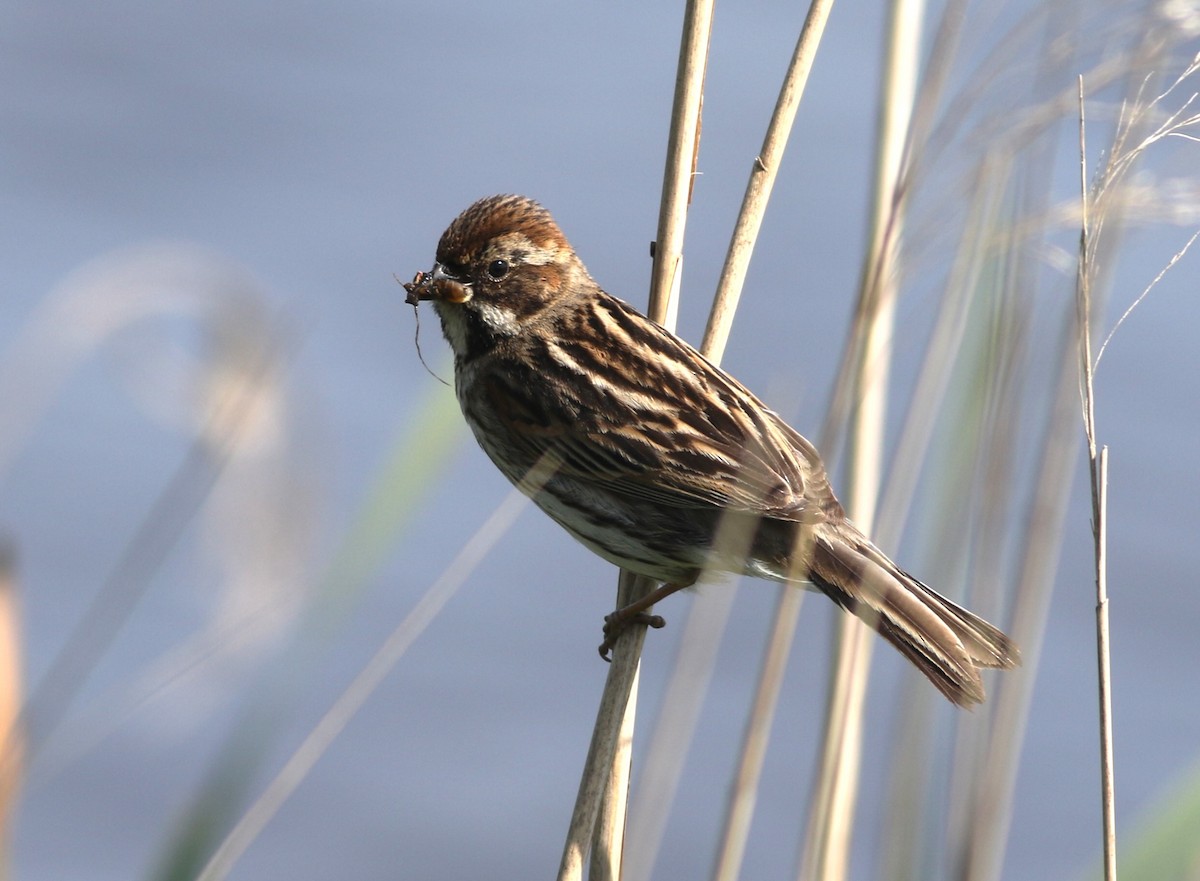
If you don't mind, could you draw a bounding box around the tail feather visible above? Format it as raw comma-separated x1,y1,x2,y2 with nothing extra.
809,528,1020,707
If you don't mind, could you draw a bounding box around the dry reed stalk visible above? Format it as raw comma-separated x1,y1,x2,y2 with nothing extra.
1093,447,1115,880
798,0,924,878
691,1,840,878
960,37,1200,881
620,556,735,881
619,0,839,875
878,162,1017,879
1076,76,1117,881
568,0,842,872
700,0,837,361
559,2,715,878
1069,52,1200,879
541,0,832,875
710,585,803,881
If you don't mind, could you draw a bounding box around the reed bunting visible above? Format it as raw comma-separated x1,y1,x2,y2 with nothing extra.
404,194,1018,706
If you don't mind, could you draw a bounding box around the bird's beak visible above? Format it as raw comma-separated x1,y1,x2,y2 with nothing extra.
400,261,470,307
402,263,473,306
432,263,473,303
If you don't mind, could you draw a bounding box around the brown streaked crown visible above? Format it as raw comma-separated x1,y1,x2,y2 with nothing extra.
436,194,570,273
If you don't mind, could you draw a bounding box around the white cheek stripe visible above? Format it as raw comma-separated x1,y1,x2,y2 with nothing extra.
477,302,519,335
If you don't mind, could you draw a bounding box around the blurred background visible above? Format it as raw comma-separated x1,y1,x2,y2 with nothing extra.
1,0,1198,879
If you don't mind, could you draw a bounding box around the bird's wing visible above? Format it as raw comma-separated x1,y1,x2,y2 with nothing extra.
482,293,836,523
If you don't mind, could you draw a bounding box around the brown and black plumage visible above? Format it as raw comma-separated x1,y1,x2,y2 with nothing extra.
405,194,1019,706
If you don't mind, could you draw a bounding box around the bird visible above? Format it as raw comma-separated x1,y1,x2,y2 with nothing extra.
403,193,1019,706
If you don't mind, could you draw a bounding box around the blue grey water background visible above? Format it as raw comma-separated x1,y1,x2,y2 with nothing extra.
2,1,1198,879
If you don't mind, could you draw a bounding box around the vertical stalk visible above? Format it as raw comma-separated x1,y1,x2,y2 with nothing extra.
560,3,714,878
799,0,922,878
1077,76,1117,881
648,0,714,327
630,0,841,827
1094,448,1116,881
701,0,836,362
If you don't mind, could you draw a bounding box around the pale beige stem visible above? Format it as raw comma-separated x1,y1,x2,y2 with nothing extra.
700,0,836,364
563,2,715,877
799,0,923,877
1077,77,1117,881
1095,447,1116,881
615,0,840,876
648,0,715,327
588,660,639,881
711,586,804,881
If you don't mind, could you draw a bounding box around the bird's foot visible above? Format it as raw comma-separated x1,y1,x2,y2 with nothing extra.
598,611,666,661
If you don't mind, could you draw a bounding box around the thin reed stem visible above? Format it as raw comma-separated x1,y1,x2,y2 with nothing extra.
621,582,734,881
1077,75,1117,881
1094,448,1116,881
563,576,649,881
560,2,715,877
676,2,841,877
649,0,714,329
711,587,803,881
624,0,840,874
799,0,923,878
700,0,836,363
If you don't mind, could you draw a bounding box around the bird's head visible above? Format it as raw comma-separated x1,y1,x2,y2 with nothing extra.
406,195,591,359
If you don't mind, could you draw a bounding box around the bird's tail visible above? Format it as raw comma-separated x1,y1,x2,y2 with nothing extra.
808,524,1020,707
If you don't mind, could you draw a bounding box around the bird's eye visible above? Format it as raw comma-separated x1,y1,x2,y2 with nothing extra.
486,259,509,279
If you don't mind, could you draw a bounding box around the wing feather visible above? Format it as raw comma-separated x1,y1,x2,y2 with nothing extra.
473,292,836,523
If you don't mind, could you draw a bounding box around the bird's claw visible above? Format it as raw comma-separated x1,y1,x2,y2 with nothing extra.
598,611,667,661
